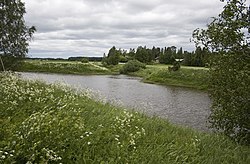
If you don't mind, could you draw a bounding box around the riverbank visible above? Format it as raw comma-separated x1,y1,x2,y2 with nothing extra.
18,60,208,90
0,72,249,163
131,65,209,90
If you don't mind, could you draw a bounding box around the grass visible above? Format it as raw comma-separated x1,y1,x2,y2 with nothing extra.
0,72,249,163
19,60,112,75
131,64,209,90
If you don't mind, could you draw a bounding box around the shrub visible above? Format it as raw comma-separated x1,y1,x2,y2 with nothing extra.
168,61,181,72
120,60,146,74
209,49,250,145
81,58,89,63
0,55,23,71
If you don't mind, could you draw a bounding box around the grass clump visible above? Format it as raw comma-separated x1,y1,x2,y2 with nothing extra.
0,72,249,163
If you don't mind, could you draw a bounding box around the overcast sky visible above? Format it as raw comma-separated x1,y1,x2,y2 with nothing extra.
23,0,225,58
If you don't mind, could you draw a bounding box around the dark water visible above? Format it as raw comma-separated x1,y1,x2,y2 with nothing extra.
20,72,211,131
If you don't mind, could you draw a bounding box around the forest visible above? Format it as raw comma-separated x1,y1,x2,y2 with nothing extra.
103,45,212,67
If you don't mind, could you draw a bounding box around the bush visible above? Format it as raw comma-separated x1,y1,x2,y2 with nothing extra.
0,55,23,71
120,60,146,74
168,61,181,72
209,49,250,145
81,58,89,63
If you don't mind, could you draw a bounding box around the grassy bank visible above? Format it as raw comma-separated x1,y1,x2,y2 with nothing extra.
0,72,249,163
19,60,112,75
131,65,209,90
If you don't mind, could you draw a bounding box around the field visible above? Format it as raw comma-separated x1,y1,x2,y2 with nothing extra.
19,60,111,75
0,72,249,163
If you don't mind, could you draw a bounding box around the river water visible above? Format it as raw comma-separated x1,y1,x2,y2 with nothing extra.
20,72,211,131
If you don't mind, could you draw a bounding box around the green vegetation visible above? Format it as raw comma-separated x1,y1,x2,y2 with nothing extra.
0,0,36,71
193,0,250,144
19,60,111,75
120,60,146,74
81,58,89,63
18,59,209,90
132,65,209,90
1,72,249,163
102,45,211,67
102,46,121,65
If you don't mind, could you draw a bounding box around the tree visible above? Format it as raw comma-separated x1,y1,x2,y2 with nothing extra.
106,46,120,65
193,46,203,66
182,51,192,66
176,47,183,59
135,46,147,63
165,47,175,64
193,0,250,144
152,46,161,61
0,0,36,71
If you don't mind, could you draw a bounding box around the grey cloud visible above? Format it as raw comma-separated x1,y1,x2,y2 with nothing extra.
23,0,225,58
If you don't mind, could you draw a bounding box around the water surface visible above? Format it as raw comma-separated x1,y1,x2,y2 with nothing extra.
21,72,211,131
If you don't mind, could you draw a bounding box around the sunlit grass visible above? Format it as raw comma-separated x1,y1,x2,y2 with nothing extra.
0,72,249,163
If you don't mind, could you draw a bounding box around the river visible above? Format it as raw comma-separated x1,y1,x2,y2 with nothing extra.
20,72,211,131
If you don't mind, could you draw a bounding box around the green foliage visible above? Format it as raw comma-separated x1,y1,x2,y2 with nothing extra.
0,55,23,71
0,0,36,70
0,72,249,163
193,0,250,144
120,60,146,74
105,46,120,65
168,61,181,72
81,58,89,63
135,46,153,63
159,47,176,64
119,55,128,63
105,45,211,67
209,49,250,144
182,47,211,67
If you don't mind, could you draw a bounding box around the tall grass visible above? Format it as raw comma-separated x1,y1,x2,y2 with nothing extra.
0,72,249,163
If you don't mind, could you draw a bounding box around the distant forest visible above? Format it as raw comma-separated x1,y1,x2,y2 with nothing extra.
27,45,212,67
103,46,212,67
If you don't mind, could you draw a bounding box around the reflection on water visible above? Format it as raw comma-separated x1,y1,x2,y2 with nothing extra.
20,72,211,131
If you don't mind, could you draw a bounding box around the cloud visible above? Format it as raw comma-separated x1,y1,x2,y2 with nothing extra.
23,0,225,58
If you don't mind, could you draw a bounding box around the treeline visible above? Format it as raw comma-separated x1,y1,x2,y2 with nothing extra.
103,46,212,67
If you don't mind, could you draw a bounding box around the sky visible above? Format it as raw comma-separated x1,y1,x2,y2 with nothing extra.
23,0,225,58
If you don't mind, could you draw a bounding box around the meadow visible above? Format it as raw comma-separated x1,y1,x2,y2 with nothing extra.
0,72,249,163
19,60,111,75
